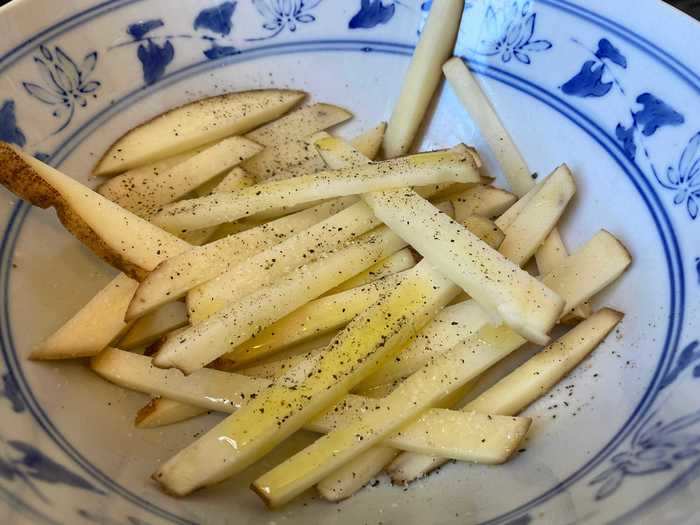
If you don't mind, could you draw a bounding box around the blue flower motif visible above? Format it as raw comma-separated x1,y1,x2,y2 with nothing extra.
561,60,612,97
0,100,26,147
633,93,685,137
250,0,322,40
473,2,552,64
615,123,637,161
127,20,165,41
22,45,101,134
203,44,239,60
137,40,175,85
659,133,700,220
349,0,396,30
194,2,237,36
595,38,627,68
1,372,25,413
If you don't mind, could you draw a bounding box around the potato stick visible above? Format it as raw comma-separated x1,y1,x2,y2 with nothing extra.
126,199,353,320
186,200,383,323
498,165,576,266
119,302,188,350
462,215,506,250
251,324,527,507
97,137,262,217
383,0,465,158
364,188,564,344
350,122,387,160
0,144,190,277
388,308,623,483
238,346,327,381
443,57,531,196
324,247,417,296
152,149,480,233
452,185,517,222
154,226,408,373
242,136,327,181
135,398,209,428
30,273,138,360
536,229,592,320
92,347,521,462
96,149,198,180
494,182,542,230
211,166,256,193
151,260,458,496
94,90,305,175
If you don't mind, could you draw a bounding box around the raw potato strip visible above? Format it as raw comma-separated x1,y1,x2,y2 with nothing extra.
498,165,576,266
494,182,542,230
0,144,190,277
364,188,564,344
135,398,208,428
383,0,465,158
388,308,624,483
119,302,188,350
237,347,327,380
97,137,262,217
187,200,382,323
324,248,417,295
152,149,480,233
31,273,138,360
350,122,387,160
452,185,517,222
222,272,407,366
154,226,408,373
211,166,256,193
242,136,327,181
151,260,458,496
127,199,353,320
251,324,528,507
94,90,305,175
92,347,523,460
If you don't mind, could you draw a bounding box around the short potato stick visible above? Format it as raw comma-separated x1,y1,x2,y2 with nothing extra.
388,308,624,484
97,137,262,217
211,167,256,194
0,144,190,277
154,226,408,373
126,199,354,320
151,149,480,233
151,260,459,496
251,324,527,507
238,347,328,381
119,302,189,350
383,0,465,158
451,185,518,222
135,398,208,428
93,90,305,176
363,188,564,344
31,273,138,360
242,135,327,182
350,122,387,160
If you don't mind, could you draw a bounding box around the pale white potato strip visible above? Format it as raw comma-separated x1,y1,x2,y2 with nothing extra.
119,302,188,350
211,166,256,194
494,182,542,230
92,347,519,461
97,137,262,217
452,185,517,222
31,273,138,360
350,122,387,160
152,149,480,233
388,308,623,483
324,247,417,296
0,145,190,276
94,90,305,175
364,188,564,344
186,200,383,323
151,260,459,496
135,398,208,428
251,324,528,507
97,149,198,180
317,447,399,502
462,215,506,251
154,226,408,373
443,57,532,196
126,199,353,320
237,347,327,381
498,164,576,266
223,272,407,366
242,135,327,182
383,0,465,158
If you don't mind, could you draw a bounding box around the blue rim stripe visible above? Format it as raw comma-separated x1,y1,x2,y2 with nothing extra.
0,41,684,525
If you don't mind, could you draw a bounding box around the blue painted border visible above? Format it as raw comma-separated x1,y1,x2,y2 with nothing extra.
0,41,685,524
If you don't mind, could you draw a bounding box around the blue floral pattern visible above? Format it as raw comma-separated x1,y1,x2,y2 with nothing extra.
0,101,26,147
249,0,322,40
22,45,101,134
472,2,552,64
349,0,396,29
1,373,25,413
657,133,700,220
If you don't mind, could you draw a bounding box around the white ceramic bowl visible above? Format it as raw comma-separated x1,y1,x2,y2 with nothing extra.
1,1,699,523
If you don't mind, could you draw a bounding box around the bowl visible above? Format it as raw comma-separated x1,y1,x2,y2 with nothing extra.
1,0,699,523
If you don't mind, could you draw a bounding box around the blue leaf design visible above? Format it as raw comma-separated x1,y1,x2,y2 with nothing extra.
127,19,165,41
1,372,26,412
688,196,699,220
22,82,63,104
194,1,237,36
561,61,612,97
0,101,27,148
203,44,239,60
616,123,637,161
659,341,700,390
349,0,396,29
7,440,103,494
421,0,432,11
696,257,700,285
595,38,627,68
633,93,685,137
137,40,175,85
